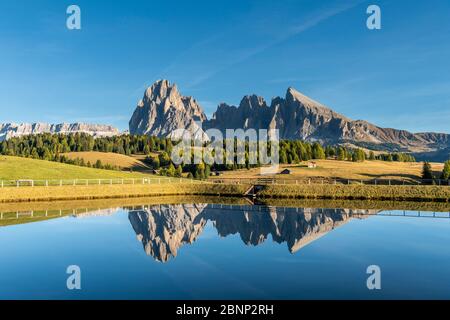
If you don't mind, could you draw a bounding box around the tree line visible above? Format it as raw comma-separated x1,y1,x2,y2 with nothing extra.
0,133,420,179
422,160,450,184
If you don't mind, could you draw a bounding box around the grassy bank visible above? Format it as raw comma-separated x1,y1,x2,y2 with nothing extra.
258,184,450,202
0,183,251,203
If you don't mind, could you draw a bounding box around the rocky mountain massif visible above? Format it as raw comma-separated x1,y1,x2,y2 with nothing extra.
128,203,373,263
129,80,208,141
0,123,120,141
129,80,450,155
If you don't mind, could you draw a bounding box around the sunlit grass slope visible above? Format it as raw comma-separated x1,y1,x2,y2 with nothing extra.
0,156,152,180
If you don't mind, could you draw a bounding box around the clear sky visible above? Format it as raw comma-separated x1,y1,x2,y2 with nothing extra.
0,0,449,133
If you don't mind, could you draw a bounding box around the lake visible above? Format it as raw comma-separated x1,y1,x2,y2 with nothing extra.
1,198,450,300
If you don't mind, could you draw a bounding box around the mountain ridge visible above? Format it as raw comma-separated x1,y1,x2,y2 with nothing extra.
0,122,120,141
129,80,449,154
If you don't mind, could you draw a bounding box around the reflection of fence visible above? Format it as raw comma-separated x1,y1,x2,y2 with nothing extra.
2,205,450,221
209,178,450,186
0,178,202,188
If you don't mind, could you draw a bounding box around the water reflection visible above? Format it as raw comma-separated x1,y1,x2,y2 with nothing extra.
127,204,379,262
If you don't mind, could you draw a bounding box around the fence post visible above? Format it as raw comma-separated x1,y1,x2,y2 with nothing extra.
1,181,3,188
60,180,62,187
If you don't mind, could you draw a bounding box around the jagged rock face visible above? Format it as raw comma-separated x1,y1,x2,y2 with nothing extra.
208,87,450,152
207,95,272,131
127,204,376,262
129,80,450,153
129,80,208,140
0,123,119,141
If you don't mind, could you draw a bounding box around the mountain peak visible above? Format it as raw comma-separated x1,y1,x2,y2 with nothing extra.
130,80,208,139
286,87,328,110
144,79,179,103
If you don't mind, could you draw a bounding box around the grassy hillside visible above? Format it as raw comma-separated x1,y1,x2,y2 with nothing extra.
0,156,153,180
211,160,445,182
63,151,150,171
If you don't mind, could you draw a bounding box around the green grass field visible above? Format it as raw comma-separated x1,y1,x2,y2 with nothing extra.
0,156,154,180
63,151,151,171
211,160,445,182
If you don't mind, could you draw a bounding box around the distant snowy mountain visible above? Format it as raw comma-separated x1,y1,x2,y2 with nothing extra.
0,123,120,141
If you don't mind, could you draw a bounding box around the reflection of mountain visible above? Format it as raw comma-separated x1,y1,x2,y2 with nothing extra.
128,204,208,262
128,204,377,262
73,208,120,218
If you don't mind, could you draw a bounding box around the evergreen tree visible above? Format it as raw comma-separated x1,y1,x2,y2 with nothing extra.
337,147,346,161
312,143,325,159
421,162,434,181
441,160,450,180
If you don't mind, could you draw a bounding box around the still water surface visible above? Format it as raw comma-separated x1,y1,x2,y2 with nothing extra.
1,201,450,299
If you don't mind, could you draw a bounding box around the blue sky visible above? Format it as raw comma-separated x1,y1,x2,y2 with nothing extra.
0,0,449,132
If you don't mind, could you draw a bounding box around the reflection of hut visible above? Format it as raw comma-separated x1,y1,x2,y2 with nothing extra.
280,169,291,175
213,171,222,176
308,161,317,168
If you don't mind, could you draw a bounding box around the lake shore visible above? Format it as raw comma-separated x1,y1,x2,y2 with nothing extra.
259,184,450,202
0,183,449,203
0,183,250,203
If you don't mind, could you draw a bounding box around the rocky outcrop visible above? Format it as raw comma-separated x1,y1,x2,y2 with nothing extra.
129,80,208,140
0,123,119,141
127,204,375,262
207,87,450,152
129,80,450,154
